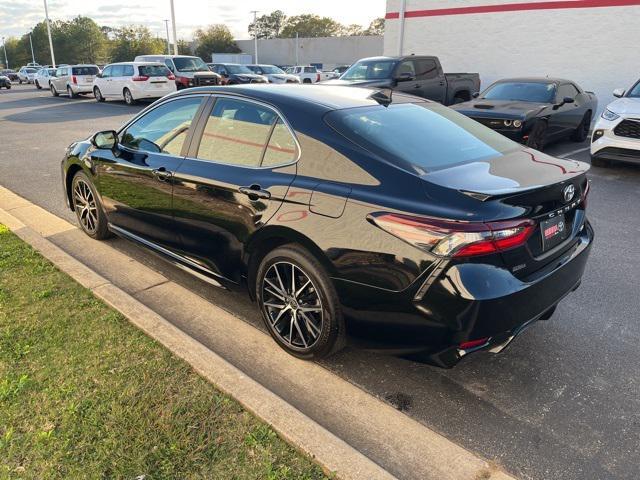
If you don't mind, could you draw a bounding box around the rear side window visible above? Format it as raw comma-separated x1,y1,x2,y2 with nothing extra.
326,103,517,173
262,119,297,166
415,59,438,80
304,67,316,73
123,65,134,76
197,98,278,167
72,66,99,75
120,97,203,155
139,65,171,77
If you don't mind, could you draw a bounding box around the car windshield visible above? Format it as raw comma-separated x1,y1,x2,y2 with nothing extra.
257,65,284,74
225,65,253,74
326,102,518,173
139,65,171,77
341,60,397,81
25,68,37,74
173,57,209,72
47,69,56,75
626,81,640,98
482,82,556,103
72,66,99,75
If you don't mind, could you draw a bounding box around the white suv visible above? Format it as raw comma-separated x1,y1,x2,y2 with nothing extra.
591,80,640,167
92,62,176,105
50,64,100,98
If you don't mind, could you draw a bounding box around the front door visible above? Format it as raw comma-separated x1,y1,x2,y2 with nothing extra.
548,83,581,140
172,96,298,283
92,95,206,249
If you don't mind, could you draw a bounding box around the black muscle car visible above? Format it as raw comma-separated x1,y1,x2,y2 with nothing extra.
452,78,597,150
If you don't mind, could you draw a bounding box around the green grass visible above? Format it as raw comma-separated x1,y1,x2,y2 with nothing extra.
0,224,329,480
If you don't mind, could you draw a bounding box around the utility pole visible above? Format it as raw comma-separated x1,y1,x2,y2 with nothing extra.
29,33,36,64
398,0,406,56
1,37,8,69
251,10,259,63
169,0,178,55
43,0,56,67
163,20,170,54
295,32,299,65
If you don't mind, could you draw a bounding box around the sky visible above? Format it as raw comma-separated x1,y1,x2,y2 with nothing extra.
0,0,387,41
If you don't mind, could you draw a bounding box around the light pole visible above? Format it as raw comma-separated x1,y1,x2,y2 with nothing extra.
43,0,56,67
1,37,8,69
398,0,406,56
163,20,170,54
169,0,178,55
250,10,259,63
29,33,36,64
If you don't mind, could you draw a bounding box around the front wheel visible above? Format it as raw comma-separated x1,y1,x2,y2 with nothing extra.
94,87,105,102
571,111,591,142
256,244,344,360
71,171,111,240
526,120,547,151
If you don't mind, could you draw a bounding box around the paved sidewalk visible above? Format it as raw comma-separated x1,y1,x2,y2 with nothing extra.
0,185,516,480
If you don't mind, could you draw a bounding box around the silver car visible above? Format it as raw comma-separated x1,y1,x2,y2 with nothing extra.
17,67,38,84
34,67,57,89
50,64,100,98
245,64,301,84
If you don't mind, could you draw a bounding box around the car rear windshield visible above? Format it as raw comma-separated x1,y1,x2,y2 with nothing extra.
72,66,99,75
325,102,518,173
481,82,556,103
139,65,171,77
173,57,210,72
25,68,38,73
341,60,396,81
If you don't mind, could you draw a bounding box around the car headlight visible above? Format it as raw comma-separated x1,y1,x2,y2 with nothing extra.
513,120,522,128
503,120,513,127
601,109,620,121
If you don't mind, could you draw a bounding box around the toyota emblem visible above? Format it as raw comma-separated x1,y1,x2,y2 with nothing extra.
563,185,575,202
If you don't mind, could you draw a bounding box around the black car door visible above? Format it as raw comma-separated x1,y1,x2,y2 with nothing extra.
92,95,206,250
171,95,298,283
548,83,582,139
413,58,446,103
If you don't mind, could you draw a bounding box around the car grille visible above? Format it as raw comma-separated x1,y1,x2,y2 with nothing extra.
472,117,506,129
613,119,640,139
194,77,218,86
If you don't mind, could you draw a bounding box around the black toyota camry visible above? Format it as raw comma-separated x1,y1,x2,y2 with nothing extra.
61,84,593,367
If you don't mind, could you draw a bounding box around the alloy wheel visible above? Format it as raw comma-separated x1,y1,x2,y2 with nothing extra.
261,261,324,350
124,90,133,104
73,179,99,234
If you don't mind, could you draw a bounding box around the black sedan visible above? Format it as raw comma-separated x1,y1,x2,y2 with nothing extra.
1,69,18,82
0,75,11,89
452,78,597,150
207,63,268,85
61,85,593,367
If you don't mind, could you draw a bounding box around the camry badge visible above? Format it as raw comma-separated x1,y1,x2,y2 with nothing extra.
563,185,575,202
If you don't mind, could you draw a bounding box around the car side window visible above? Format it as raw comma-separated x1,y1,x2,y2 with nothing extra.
120,97,203,156
558,84,579,101
396,60,416,77
112,65,124,77
164,60,174,72
101,66,112,78
262,119,298,167
197,98,278,167
414,59,438,80
123,65,134,77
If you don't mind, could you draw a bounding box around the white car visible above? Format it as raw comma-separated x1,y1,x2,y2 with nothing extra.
34,67,57,89
591,81,640,167
245,64,300,84
92,62,176,105
284,66,331,84
50,64,100,98
17,66,38,84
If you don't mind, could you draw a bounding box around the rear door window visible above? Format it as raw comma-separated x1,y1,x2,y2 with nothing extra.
139,65,171,77
123,65,134,77
262,119,298,167
196,98,278,167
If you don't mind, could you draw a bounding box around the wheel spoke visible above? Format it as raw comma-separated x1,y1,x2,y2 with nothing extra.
299,311,321,338
274,264,287,294
292,312,308,348
264,302,285,309
291,264,296,294
295,278,311,299
299,306,322,313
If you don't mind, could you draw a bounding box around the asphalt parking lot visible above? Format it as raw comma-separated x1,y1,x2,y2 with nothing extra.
2,84,640,480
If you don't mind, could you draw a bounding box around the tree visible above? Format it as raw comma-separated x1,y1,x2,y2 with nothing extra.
341,24,364,36
364,17,385,36
280,14,343,38
248,10,286,39
193,25,239,59
109,26,165,63
177,39,192,55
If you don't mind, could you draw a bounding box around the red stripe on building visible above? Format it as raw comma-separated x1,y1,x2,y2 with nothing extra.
385,0,640,19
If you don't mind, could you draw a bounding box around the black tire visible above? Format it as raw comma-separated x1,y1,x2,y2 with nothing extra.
67,86,76,98
123,88,136,105
94,87,105,102
71,171,111,240
526,120,548,151
18,79,22,84
303,78,312,84
452,95,467,104
571,111,591,142
5,85,10,90
256,244,344,360
35,80,41,89
590,155,608,168
50,84,58,97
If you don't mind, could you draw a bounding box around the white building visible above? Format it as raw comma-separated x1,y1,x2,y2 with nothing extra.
384,0,640,113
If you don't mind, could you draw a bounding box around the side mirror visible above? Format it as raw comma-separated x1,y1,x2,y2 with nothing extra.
563,96,575,104
472,92,480,98
91,130,117,150
613,88,625,98
396,72,416,82
96,73,103,78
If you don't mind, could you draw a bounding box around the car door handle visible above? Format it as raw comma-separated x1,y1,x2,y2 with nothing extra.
152,167,172,181
239,185,271,200
413,84,421,88
439,81,445,86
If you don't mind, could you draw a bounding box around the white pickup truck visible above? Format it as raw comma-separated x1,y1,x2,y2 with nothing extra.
285,66,332,84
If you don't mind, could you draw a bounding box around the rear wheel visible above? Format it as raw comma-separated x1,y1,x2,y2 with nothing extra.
571,111,591,142
94,87,105,102
123,88,136,105
50,84,59,97
256,244,344,360
71,171,111,240
526,120,548,151
303,78,312,84
452,94,468,104
67,86,76,98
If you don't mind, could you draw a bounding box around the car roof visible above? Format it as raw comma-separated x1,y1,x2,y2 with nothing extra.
107,61,165,65
493,77,575,85
173,84,427,110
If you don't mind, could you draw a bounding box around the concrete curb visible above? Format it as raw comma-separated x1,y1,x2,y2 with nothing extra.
0,185,518,480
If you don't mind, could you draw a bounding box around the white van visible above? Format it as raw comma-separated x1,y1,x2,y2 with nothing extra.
92,62,176,105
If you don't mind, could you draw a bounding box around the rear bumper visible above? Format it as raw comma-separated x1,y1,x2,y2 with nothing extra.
336,221,593,367
70,84,93,94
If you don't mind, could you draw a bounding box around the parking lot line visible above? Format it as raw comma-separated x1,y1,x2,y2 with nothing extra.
557,146,590,158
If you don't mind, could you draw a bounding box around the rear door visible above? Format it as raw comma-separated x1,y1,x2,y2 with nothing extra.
92,95,207,249
172,96,298,282
414,58,445,103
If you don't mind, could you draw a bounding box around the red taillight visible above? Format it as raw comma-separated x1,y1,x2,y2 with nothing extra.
132,75,149,81
167,73,176,80
460,337,489,350
368,213,535,258
316,73,320,82
177,76,190,86
72,75,77,84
